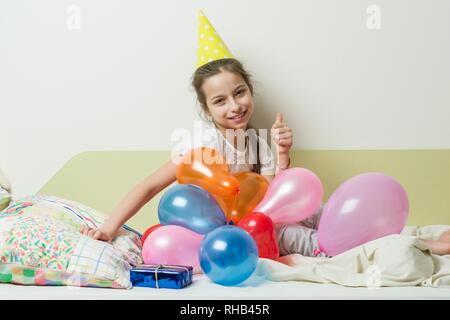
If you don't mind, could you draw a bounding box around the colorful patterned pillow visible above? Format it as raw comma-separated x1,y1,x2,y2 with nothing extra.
0,195,143,288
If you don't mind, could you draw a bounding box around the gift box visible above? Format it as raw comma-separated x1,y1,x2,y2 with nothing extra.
130,264,193,289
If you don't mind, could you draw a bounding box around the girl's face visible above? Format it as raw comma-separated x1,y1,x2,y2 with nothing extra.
201,70,253,132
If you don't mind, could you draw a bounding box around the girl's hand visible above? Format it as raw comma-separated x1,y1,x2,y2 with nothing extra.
271,113,293,155
81,225,115,243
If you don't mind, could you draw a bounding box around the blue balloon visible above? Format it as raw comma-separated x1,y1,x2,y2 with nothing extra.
199,225,259,286
158,184,226,234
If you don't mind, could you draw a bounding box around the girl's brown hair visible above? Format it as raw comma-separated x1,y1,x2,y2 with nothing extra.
191,58,261,174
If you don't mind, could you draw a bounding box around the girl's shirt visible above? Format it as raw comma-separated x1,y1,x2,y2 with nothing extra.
174,120,275,176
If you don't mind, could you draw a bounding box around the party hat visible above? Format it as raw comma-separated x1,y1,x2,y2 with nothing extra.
197,10,235,69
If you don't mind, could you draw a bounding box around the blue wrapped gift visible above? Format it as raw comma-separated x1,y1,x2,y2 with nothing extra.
130,264,193,289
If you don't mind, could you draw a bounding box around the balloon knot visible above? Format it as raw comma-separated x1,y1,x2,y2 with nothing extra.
313,249,322,257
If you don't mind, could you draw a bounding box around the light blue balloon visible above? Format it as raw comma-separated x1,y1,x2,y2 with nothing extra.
158,184,226,234
199,225,259,286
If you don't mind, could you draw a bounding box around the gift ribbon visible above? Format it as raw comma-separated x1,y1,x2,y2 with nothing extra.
153,264,191,289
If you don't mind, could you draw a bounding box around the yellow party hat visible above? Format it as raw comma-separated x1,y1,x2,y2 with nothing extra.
197,10,235,69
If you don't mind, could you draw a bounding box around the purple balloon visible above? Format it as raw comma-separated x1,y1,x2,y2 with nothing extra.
318,173,409,257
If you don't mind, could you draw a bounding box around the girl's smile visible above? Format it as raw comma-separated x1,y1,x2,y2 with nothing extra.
228,109,247,121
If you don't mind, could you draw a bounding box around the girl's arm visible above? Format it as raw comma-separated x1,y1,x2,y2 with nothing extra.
262,151,291,183
264,112,292,183
82,157,179,242
276,151,291,175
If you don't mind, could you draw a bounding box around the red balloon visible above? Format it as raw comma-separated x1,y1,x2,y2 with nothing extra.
237,212,279,260
142,224,162,246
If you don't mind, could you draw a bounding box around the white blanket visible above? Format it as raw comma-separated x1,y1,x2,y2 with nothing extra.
258,225,450,288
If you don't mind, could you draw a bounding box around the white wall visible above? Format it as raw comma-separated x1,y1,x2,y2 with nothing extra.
1,0,449,196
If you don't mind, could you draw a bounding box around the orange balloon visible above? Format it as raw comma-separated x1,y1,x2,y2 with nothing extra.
211,195,238,222
176,147,240,199
212,195,233,218
225,172,270,224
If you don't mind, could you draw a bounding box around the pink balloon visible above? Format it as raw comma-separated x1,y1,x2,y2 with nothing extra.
318,173,409,257
142,225,203,270
254,167,323,224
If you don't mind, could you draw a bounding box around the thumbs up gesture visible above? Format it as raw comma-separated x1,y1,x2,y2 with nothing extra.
271,113,293,155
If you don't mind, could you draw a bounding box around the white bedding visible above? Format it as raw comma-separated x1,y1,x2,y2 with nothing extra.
261,225,450,288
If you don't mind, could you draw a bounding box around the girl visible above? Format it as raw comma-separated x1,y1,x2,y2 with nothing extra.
81,8,328,257
82,57,450,257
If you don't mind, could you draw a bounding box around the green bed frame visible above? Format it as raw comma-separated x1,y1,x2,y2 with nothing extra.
39,150,450,233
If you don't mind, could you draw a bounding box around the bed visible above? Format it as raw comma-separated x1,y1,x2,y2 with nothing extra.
2,150,450,299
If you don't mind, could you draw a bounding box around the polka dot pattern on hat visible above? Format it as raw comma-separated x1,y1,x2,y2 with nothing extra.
196,10,235,69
